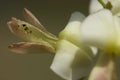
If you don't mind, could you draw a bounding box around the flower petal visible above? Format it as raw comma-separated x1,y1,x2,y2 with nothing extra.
89,0,120,16
113,16,120,55
23,8,57,39
80,9,117,52
8,42,55,54
111,0,120,16
23,8,47,32
89,52,116,80
50,40,93,80
59,12,85,47
89,0,104,14
59,12,95,56
7,18,58,47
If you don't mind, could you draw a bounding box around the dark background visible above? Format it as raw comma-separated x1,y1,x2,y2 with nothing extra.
0,0,120,80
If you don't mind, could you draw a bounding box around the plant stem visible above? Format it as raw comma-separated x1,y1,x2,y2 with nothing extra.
98,0,112,9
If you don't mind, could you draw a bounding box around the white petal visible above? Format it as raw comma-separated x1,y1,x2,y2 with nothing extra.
59,12,85,47
89,0,107,14
110,0,120,16
50,40,93,80
80,9,117,52
89,52,116,80
113,16,120,55
90,46,98,55
89,0,120,16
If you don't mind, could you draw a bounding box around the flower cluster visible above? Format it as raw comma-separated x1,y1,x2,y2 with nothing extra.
8,0,120,80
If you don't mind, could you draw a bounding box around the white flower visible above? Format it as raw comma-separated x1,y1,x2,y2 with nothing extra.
50,12,94,80
8,8,96,80
89,0,120,16
80,8,119,80
80,9,120,55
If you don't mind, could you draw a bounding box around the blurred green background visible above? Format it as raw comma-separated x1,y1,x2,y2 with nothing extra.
0,0,120,80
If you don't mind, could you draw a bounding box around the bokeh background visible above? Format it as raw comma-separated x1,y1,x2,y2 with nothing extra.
0,0,120,80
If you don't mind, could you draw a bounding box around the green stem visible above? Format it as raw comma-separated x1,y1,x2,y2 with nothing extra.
98,0,106,8
98,0,112,10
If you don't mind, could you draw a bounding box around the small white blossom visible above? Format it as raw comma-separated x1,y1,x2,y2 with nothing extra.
50,12,94,80
89,0,120,16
